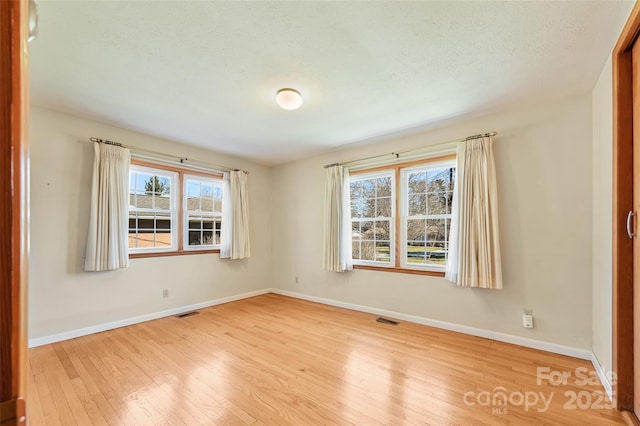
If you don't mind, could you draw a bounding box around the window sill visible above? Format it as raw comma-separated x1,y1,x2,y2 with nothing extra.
353,264,445,277
130,249,220,259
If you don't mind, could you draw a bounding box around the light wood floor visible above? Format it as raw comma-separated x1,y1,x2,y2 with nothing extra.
28,293,625,425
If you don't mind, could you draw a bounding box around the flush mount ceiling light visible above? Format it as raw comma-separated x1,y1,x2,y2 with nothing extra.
275,88,303,110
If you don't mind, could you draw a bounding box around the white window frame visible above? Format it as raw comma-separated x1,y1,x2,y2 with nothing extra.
350,170,396,267
400,159,456,272
128,164,179,254
183,174,223,251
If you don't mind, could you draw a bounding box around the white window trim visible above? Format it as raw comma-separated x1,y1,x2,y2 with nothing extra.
399,159,456,272
183,174,223,251
350,170,396,268
128,164,179,254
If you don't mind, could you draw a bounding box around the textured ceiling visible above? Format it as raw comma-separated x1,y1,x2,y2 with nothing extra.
30,1,633,165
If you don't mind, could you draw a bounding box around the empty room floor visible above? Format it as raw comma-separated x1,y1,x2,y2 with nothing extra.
28,294,624,425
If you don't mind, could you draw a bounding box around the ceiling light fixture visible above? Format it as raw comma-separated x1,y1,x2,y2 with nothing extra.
275,88,303,110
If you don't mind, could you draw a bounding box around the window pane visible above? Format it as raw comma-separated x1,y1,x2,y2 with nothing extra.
426,247,447,266
361,241,375,261
427,192,447,215
408,172,426,194
408,194,426,216
188,216,202,230
187,181,200,197
200,195,214,213
376,197,391,217
377,176,392,197
201,183,213,197
426,219,446,242
352,222,362,240
137,175,171,196
188,230,202,246
202,231,214,245
361,221,374,239
352,241,361,260
374,220,390,241
350,180,362,200
375,241,391,262
351,201,363,218
407,219,426,242
362,180,375,198
407,241,427,264
213,190,222,214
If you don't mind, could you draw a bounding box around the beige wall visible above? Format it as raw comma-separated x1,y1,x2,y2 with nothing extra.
271,94,594,349
591,54,614,375
29,107,272,338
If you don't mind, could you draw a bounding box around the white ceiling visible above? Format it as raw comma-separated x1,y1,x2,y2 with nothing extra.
30,1,633,165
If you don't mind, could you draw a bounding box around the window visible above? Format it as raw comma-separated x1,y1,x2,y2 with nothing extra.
128,162,223,257
349,156,456,275
184,175,222,249
129,165,178,252
402,163,455,269
350,172,394,265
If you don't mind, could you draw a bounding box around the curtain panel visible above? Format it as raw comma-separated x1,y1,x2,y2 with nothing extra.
323,165,353,272
220,170,250,259
83,143,131,271
445,136,502,289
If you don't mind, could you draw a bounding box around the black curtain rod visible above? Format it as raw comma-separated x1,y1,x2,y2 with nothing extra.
323,131,498,169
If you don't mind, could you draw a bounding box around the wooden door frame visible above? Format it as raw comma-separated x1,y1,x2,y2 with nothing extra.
0,0,29,424
613,2,640,414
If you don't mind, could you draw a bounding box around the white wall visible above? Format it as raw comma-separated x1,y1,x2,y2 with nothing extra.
271,94,594,350
591,54,614,376
29,107,272,339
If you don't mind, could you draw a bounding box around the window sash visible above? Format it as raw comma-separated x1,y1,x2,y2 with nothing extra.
350,170,395,267
400,160,455,271
183,174,223,250
128,165,179,253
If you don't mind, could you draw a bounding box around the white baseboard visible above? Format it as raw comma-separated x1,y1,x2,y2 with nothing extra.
28,289,270,348
268,288,592,360
29,286,593,364
591,352,613,401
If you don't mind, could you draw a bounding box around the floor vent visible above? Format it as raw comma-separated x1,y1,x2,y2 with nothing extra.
175,311,199,319
376,317,399,326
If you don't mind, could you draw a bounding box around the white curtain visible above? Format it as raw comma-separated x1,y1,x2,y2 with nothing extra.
83,143,131,271
445,136,502,289
323,165,353,272
220,170,250,259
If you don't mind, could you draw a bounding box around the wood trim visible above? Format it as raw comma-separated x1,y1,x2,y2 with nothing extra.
0,0,28,422
350,153,455,276
348,154,456,176
613,1,640,413
0,398,25,425
131,159,223,178
129,249,220,259
394,167,401,267
177,170,184,251
353,265,445,277
130,158,223,258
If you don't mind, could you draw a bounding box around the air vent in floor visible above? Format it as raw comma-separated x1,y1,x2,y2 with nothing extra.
376,317,399,325
175,311,199,318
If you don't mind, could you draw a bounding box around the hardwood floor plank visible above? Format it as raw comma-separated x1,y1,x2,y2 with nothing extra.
28,293,625,425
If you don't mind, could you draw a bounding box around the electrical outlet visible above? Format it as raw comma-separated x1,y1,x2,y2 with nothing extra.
162,289,169,298
522,314,534,329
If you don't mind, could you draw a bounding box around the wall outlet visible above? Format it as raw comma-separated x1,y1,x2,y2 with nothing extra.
162,289,169,298
522,314,534,329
